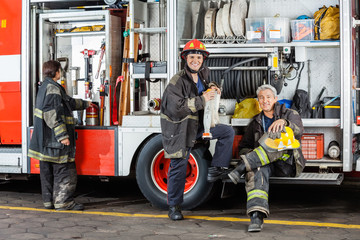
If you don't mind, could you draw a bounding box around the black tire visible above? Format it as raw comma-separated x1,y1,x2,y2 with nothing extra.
136,134,214,210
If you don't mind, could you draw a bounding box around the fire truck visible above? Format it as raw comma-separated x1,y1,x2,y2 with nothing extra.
0,0,359,210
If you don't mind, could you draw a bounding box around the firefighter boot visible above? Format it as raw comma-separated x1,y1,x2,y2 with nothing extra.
207,166,230,182
228,160,246,184
168,205,184,221
248,211,265,232
56,202,84,211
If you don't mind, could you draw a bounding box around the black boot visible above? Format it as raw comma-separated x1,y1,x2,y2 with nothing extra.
168,205,184,221
207,167,230,182
56,202,84,211
228,163,246,184
248,211,265,232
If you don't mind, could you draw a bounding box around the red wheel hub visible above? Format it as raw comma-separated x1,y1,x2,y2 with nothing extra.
151,150,199,194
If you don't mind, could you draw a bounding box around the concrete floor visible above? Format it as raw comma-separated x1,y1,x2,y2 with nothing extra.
0,176,359,240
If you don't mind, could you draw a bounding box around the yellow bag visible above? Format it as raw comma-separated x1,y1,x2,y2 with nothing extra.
232,98,261,119
314,5,340,40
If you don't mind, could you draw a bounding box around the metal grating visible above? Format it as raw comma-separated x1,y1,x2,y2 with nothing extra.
223,172,344,185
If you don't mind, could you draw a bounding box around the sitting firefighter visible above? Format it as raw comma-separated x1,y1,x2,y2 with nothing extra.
161,39,235,221
228,84,305,232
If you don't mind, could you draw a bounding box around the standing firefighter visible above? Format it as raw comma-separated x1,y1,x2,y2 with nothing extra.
28,60,90,211
228,84,305,232
161,39,235,220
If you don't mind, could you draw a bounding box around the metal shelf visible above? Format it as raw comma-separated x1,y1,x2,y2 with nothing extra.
302,119,340,127
181,41,340,48
179,41,339,54
55,31,105,37
231,118,340,127
131,73,167,79
231,118,251,126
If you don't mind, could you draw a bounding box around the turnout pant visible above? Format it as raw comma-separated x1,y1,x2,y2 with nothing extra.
40,161,77,209
167,124,234,206
243,147,295,216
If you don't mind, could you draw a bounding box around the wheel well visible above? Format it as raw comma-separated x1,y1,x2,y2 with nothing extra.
129,133,161,174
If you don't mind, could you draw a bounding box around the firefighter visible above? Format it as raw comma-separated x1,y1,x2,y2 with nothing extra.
28,60,91,211
227,84,305,232
161,39,235,220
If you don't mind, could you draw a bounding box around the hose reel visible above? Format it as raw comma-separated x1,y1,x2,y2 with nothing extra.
207,56,269,101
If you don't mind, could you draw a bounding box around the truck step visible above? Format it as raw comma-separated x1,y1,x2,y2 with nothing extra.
0,147,22,168
223,172,344,185
0,147,21,153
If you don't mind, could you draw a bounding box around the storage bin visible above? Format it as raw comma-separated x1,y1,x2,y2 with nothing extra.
133,61,167,74
265,17,290,43
301,133,324,160
291,19,315,41
245,18,265,43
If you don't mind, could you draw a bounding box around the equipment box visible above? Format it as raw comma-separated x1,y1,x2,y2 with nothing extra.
245,18,265,43
323,96,340,118
291,19,315,41
265,17,290,43
301,133,324,160
133,61,167,74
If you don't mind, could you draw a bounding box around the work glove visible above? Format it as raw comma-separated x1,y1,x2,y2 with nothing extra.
268,130,281,140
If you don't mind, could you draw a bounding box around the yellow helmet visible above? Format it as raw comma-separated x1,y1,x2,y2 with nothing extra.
259,126,300,152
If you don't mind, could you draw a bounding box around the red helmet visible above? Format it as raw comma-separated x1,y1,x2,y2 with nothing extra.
181,39,210,60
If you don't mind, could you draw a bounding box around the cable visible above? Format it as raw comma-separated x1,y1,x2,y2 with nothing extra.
295,62,305,90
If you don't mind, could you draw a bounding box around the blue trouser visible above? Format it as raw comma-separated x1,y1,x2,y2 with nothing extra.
245,153,295,217
167,124,235,206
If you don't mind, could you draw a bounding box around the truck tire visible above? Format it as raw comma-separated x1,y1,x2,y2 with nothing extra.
136,134,214,210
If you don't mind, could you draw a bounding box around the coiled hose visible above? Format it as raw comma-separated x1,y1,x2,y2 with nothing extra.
207,57,268,102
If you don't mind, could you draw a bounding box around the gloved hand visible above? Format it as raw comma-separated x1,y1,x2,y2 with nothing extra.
268,130,281,140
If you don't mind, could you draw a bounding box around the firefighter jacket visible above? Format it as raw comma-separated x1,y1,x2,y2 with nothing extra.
160,64,216,159
238,102,305,176
28,77,88,163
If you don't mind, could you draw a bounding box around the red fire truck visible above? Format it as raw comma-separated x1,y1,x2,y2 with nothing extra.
0,0,359,209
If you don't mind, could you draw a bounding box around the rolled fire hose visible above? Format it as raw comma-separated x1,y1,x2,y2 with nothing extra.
222,3,234,40
204,8,217,42
215,7,225,43
203,0,248,44
202,90,220,140
230,0,247,38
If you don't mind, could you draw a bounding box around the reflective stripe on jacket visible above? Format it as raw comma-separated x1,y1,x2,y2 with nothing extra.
239,102,305,176
28,77,88,163
160,65,210,159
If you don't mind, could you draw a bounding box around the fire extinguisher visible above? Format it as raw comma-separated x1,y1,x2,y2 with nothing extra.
86,102,99,126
